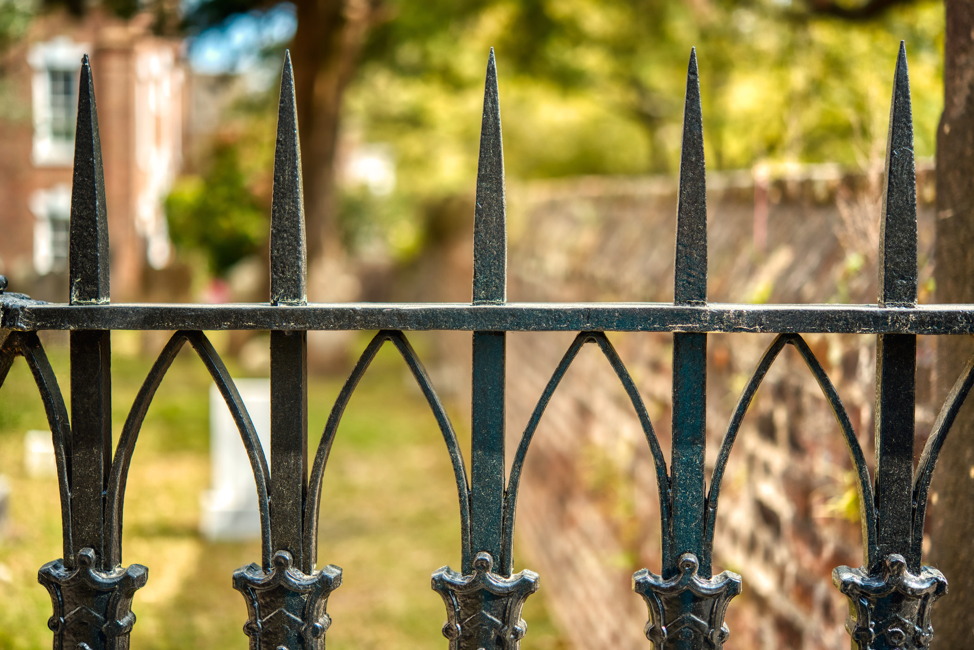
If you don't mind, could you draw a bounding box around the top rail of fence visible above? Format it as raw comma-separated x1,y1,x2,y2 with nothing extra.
3,299,974,334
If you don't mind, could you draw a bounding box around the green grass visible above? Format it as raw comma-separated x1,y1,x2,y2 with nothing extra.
0,332,568,649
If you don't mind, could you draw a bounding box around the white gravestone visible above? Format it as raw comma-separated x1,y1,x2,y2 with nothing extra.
24,429,57,477
200,379,270,541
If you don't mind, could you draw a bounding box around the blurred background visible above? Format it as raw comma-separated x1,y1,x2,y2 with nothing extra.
0,0,959,648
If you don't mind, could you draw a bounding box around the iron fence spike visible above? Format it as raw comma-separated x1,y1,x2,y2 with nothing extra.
879,41,917,308
874,43,919,571
675,47,707,306
270,50,308,306
472,48,507,304
69,54,109,305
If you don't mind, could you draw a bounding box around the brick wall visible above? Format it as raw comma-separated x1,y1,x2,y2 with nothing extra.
406,164,937,649
0,10,183,301
500,166,937,649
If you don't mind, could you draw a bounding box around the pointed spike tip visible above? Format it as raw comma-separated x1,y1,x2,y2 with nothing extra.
472,45,506,304
674,43,707,305
281,50,294,86
270,45,306,305
70,54,110,304
878,38,917,307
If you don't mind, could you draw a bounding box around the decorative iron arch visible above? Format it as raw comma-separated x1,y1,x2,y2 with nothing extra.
105,331,272,568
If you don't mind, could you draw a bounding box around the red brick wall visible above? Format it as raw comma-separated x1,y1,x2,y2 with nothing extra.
0,10,181,302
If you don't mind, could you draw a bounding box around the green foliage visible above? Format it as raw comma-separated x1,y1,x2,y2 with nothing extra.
349,0,943,186
165,140,268,277
0,0,35,55
315,0,942,259
337,188,421,261
172,0,944,263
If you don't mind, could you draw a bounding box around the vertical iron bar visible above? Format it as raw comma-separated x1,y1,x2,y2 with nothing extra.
471,49,508,576
270,51,310,572
69,55,111,569
874,42,918,571
669,49,709,585
270,330,308,568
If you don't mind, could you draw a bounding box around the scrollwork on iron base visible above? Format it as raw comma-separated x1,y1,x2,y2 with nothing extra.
431,551,539,650
633,553,742,649
833,554,947,649
233,550,343,650
37,547,148,650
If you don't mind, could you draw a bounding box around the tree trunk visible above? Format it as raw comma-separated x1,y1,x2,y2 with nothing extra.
930,1,974,647
291,0,380,264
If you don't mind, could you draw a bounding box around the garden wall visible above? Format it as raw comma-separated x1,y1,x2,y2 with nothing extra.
403,162,938,649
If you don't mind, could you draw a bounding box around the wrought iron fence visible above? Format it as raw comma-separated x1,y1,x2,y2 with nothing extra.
0,41,969,650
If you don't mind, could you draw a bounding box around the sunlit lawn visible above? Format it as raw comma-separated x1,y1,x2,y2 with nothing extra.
0,331,568,649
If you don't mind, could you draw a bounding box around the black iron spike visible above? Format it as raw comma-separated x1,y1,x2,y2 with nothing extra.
872,44,919,571
674,47,707,305
270,50,307,306
878,41,917,308
668,49,710,586
472,47,507,305
469,49,508,577
69,54,109,305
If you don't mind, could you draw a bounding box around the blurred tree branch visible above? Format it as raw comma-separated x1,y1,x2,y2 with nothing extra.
803,0,918,20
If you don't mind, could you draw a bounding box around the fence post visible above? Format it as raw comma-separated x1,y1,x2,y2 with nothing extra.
432,50,539,650
633,49,741,650
232,52,341,650
832,43,947,650
38,55,148,650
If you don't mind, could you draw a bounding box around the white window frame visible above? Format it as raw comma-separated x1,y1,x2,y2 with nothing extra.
29,184,72,275
27,37,89,167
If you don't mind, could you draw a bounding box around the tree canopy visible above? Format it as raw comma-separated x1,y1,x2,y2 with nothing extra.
1,0,943,267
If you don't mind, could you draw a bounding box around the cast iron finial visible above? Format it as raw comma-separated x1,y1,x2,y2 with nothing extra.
674,48,707,305
472,48,507,305
878,41,917,308
270,50,308,306
69,54,110,305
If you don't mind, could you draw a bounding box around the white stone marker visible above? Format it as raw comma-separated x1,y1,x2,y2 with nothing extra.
200,379,271,541
24,429,56,477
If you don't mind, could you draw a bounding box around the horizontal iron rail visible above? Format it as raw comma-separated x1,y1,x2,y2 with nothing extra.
3,300,974,333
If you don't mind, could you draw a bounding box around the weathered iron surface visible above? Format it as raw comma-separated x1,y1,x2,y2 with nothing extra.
38,548,147,650
233,550,342,650
270,53,312,573
2,43,970,649
669,50,709,589
11,300,974,333
432,552,538,650
470,49,509,577
633,553,741,650
69,55,109,305
270,51,307,308
833,554,947,650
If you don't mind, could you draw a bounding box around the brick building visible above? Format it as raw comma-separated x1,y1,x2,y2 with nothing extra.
0,9,184,301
